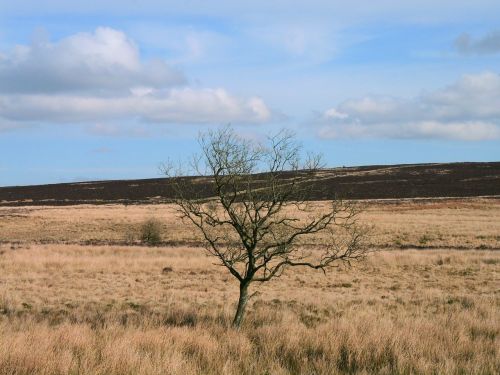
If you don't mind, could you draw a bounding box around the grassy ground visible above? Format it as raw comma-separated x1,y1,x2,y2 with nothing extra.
0,199,499,374
1,198,499,249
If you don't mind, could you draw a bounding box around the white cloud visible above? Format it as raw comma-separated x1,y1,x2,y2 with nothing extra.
0,28,275,130
317,72,500,141
0,88,272,125
324,108,348,120
318,121,500,141
455,30,500,55
0,27,185,93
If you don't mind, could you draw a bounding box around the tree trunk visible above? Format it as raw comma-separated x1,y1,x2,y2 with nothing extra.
232,282,249,328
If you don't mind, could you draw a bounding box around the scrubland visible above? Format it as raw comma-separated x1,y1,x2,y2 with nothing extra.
0,198,499,374
1,198,499,249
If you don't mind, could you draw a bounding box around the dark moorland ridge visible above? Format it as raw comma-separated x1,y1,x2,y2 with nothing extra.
0,162,499,206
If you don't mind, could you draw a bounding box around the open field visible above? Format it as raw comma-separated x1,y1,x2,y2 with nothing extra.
1,198,499,249
0,199,499,374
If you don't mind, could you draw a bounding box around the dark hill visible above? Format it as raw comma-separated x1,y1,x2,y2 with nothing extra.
1,162,499,206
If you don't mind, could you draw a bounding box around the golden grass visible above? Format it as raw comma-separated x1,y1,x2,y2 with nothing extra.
1,198,499,249
0,199,499,374
0,244,499,374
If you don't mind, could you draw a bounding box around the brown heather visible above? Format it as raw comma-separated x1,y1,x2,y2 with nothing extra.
0,198,499,374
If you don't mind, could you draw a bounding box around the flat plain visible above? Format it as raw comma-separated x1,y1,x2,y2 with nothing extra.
0,198,499,374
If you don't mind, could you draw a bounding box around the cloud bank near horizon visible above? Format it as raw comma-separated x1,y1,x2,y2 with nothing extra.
317,72,500,141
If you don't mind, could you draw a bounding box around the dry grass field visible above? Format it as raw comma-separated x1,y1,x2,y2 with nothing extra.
0,199,499,374
1,198,499,249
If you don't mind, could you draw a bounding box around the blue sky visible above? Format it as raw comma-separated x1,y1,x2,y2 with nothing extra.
1,1,499,186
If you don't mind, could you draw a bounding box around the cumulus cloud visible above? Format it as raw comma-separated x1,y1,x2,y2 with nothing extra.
0,27,274,130
317,72,500,141
455,30,500,55
0,88,272,125
0,27,185,93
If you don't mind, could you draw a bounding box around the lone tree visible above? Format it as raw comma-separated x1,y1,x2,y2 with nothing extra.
165,126,369,328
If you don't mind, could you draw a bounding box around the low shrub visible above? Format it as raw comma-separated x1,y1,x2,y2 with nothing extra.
140,218,162,246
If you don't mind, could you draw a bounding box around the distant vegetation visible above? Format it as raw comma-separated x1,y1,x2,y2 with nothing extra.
1,162,499,206
140,217,162,246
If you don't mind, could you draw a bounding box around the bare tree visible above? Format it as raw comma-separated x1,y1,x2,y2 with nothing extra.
164,126,369,328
